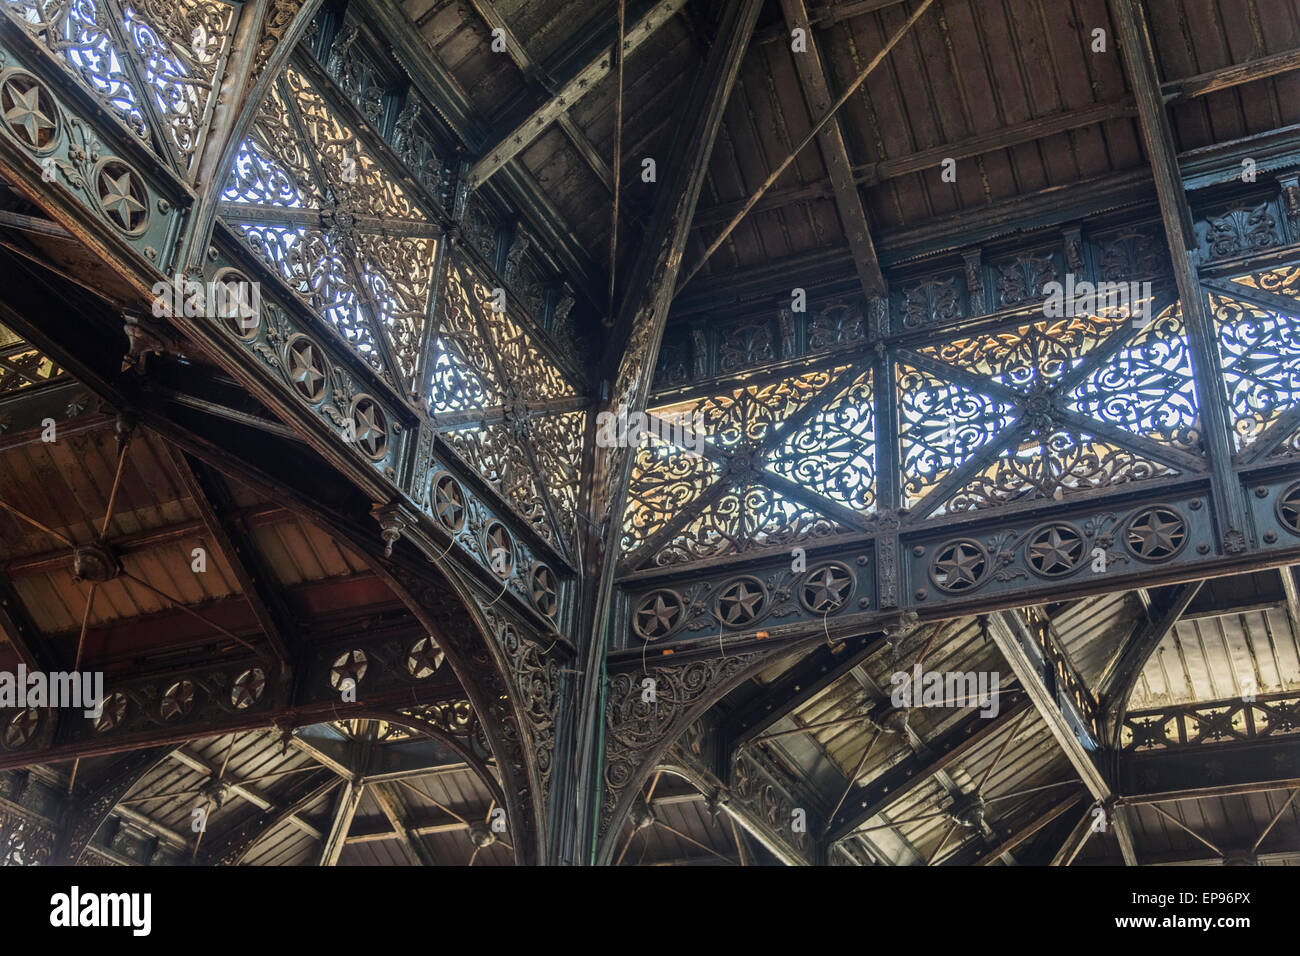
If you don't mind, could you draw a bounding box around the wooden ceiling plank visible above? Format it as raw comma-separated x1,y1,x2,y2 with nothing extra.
465,0,691,190
1165,46,1300,99
678,0,937,292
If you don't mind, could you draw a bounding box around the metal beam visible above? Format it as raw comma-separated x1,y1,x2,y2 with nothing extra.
465,0,620,196
167,450,294,671
826,696,1034,843
724,632,882,750
987,612,1109,800
971,790,1088,866
1108,0,1250,546
206,771,340,865
464,0,690,190
170,746,324,842
677,0,935,291
1120,737,1300,804
1098,582,1201,735
1050,800,1099,866
779,0,884,299
571,0,765,867
319,780,366,865
0,573,59,671
370,782,437,865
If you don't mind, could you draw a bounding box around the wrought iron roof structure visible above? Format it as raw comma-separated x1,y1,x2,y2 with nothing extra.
0,0,1298,866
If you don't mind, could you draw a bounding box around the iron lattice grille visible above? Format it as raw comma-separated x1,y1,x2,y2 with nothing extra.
1216,266,1300,460
902,305,1201,518
3,0,237,173
621,273,1300,574
220,62,436,395
430,251,583,554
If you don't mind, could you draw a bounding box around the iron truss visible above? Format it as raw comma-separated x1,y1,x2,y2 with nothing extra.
1,0,1300,865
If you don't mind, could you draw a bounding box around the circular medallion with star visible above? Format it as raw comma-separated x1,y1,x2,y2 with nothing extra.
1123,506,1188,561
160,680,196,721
213,268,261,339
93,158,149,234
930,538,989,593
529,563,559,619
1,707,40,750
283,333,330,403
632,588,685,642
799,562,855,614
406,636,445,679
714,575,768,629
230,667,266,710
0,71,59,153
347,395,389,460
330,649,369,689
1276,481,1300,536
482,521,515,578
92,692,129,733
1025,522,1086,577
430,473,466,532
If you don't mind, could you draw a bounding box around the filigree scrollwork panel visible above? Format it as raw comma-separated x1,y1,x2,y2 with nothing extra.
914,316,1126,391
237,223,390,380
5,0,151,142
443,421,553,546
622,435,722,554
1212,273,1300,455
601,652,765,840
766,368,877,514
527,409,585,552
200,239,403,480
653,368,847,452
650,483,846,567
120,0,234,170
281,64,423,222
1067,307,1200,453
897,363,1016,510
355,232,435,392
223,80,324,208
942,427,1176,513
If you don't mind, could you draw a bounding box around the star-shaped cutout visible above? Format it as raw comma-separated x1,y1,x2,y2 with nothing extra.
1279,489,1300,531
407,637,444,678
936,543,984,588
231,669,265,709
719,582,762,624
4,83,53,145
637,594,680,636
218,282,259,331
92,693,127,732
805,567,850,612
160,681,195,720
532,567,557,614
99,170,145,229
3,708,39,747
1028,528,1081,573
332,651,368,687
